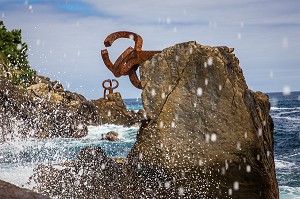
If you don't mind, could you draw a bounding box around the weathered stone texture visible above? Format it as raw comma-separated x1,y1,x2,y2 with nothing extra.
126,41,278,198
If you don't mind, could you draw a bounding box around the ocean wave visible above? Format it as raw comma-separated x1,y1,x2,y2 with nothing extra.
275,159,296,169
272,115,300,121
279,186,300,199
271,107,300,111
87,124,140,142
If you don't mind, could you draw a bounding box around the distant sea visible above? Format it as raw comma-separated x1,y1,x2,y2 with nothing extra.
0,92,299,198
268,91,300,199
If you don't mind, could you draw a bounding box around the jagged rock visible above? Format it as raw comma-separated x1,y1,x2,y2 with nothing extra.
0,180,50,199
101,131,120,142
0,74,142,140
125,42,279,198
29,147,125,198
92,92,142,126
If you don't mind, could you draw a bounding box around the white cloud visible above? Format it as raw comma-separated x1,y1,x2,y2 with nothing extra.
1,0,300,99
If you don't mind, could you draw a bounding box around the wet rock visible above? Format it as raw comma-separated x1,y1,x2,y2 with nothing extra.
125,42,279,198
0,74,142,140
101,131,120,142
29,147,125,198
0,180,50,199
92,92,143,126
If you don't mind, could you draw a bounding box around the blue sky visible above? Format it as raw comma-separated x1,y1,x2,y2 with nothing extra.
1,0,300,99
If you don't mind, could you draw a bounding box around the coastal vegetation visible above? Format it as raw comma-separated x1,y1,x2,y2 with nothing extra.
0,20,36,86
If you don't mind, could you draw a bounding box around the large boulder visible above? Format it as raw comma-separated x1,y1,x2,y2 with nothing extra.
126,41,279,198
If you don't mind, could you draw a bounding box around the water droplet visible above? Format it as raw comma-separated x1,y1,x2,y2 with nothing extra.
197,87,203,96
219,85,222,91
246,165,251,172
205,78,208,85
151,88,156,96
161,92,166,99
258,128,262,136
270,70,273,78
178,187,185,196
257,154,260,161
228,188,232,195
207,57,213,66
165,181,171,189
171,121,175,128
283,86,291,96
238,33,242,40
233,181,239,190
199,159,203,166
16,43,22,50
129,34,134,40
236,142,241,150
159,121,164,128
211,133,217,142
205,134,210,143
107,110,111,117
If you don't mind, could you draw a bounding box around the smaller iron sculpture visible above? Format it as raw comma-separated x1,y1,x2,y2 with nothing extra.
101,31,161,89
102,79,119,99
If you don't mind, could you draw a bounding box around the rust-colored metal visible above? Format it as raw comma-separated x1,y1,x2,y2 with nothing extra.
101,31,161,89
102,79,119,99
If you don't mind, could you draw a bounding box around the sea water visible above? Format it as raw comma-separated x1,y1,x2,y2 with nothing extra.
0,95,299,198
269,91,300,199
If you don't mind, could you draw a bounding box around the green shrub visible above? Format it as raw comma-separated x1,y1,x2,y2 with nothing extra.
0,20,36,86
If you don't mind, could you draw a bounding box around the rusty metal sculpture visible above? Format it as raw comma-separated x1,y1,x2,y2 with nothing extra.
102,79,119,99
101,31,161,89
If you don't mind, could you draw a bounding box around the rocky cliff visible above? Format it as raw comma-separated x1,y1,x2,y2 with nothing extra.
30,42,279,198
126,41,278,198
0,73,143,140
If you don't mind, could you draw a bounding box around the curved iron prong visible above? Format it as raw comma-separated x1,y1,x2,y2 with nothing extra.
101,49,120,77
111,79,119,89
128,66,142,89
103,31,143,51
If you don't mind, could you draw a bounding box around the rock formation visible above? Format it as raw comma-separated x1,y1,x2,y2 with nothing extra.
0,74,143,140
101,131,120,141
126,41,279,198
29,147,125,198
30,42,279,198
0,180,50,199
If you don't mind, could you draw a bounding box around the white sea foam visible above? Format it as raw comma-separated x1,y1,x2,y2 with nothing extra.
271,107,300,111
0,124,140,189
279,186,300,199
272,116,300,121
275,159,296,169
